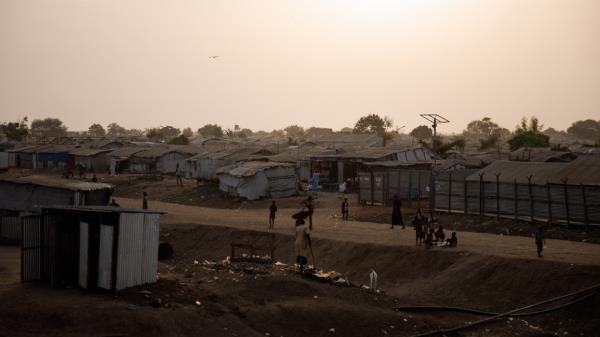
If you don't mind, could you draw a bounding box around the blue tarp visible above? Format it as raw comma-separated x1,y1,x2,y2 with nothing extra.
38,152,69,163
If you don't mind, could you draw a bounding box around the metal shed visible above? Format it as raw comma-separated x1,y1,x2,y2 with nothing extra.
0,175,114,211
21,206,165,291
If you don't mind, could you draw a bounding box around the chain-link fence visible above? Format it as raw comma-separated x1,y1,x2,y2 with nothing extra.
358,169,600,226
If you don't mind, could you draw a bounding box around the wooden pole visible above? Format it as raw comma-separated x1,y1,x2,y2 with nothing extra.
495,172,501,219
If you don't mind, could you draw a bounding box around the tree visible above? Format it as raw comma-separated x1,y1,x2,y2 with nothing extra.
353,114,395,145
0,117,29,141
353,114,387,135
463,117,505,139
567,119,600,142
30,117,67,138
126,128,146,137
146,128,165,141
270,129,285,137
284,125,305,139
508,116,550,150
160,126,181,139
107,123,127,137
167,134,189,145
182,127,194,138
305,127,334,138
516,116,543,134
238,128,253,139
88,123,106,137
409,125,433,140
197,124,223,137
338,127,353,134
507,132,550,151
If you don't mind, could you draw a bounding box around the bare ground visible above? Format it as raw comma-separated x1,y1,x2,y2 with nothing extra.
1,173,600,336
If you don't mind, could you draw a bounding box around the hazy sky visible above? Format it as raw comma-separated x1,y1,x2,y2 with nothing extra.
1,0,599,133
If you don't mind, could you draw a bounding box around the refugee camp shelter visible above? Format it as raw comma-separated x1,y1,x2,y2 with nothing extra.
186,146,272,181
0,175,114,211
21,206,165,290
130,146,199,174
358,160,436,205
0,208,21,243
509,147,578,163
310,147,435,187
36,145,72,169
107,147,148,175
217,161,297,200
7,146,37,168
70,148,112,173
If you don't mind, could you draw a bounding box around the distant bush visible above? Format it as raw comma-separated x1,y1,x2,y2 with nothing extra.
507,131,549,151
167,134,189,145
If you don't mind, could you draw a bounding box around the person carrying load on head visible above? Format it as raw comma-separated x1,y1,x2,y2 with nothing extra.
292,208,312,272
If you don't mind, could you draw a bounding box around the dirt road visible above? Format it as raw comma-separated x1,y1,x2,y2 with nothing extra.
119,197,600,266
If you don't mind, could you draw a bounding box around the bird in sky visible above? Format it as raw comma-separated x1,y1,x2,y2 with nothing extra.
209,55,219,59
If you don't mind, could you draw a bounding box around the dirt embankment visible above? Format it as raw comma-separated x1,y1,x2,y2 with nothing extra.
2,223,600,337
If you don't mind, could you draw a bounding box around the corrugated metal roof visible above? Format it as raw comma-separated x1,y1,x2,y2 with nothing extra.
510,147,577,162
363,160,436,168
133,145,202,158
217,161,294,177
556,155,600,185
69,148,112,157
108,146,149,158
41,205,166,214
0,175,114,191
466,160,568,184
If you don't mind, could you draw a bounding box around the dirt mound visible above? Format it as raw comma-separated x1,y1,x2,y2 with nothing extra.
163,223,600,333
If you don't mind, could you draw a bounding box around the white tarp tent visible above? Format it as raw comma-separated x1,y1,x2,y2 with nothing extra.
217,161,297,200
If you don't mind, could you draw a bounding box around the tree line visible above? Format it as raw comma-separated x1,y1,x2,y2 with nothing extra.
1,115,600,151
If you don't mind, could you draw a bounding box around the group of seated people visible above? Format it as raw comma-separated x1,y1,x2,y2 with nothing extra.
412,209,458,248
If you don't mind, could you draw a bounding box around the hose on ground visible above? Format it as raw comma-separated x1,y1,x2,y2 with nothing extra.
405,283,600,337
394,290,598,317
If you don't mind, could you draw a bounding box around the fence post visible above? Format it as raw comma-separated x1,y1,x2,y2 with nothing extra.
546,181,552,224
495,172,501,220
429,171,436,220
562,178,570,226
527,175,534,222
370,171,374,206
408,170,413,208
464,177,468,215
448,172,453,214
418,170,422,210
514,178,518,221
479,173,484,216
582,184,589,230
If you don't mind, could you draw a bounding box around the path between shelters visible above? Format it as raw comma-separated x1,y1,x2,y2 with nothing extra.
118,198,600,266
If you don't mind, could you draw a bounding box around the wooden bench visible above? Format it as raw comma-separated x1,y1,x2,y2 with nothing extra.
230,230,276,262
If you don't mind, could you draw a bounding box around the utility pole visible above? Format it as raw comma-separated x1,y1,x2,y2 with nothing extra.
419,114,450,154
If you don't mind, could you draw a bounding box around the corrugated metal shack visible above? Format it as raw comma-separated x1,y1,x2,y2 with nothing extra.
130,146,200,174
311,147,435,188
0,175,114,211
7,146,37,169
217,161,297,200
21,206,165,290
0,176,114,243
358,160,436,206
70,148,112,173
107,147,148,175
186,146,272,181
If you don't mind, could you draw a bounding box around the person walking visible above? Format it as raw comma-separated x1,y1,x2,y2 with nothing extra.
142,192,148,210
292,208,312,272
391,194,404,229
535,226,547,258
175,164,183,187
341,197,349,221
305,196,314,230
269,200,278,229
